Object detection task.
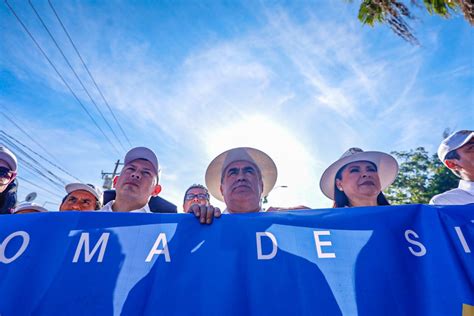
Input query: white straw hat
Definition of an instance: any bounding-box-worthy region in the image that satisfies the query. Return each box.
[319,148,399,200]
[205,147,277,202]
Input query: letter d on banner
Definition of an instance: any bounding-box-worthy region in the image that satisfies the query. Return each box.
[0,231,30,264]
[256,232,278,260]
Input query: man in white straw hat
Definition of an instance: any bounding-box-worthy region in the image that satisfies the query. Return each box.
[430,130,474,205]
[101,146,162,213]
[59,183,103,211]
[319,147,399,208]
[189,147,277,224]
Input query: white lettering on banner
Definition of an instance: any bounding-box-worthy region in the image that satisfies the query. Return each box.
[454,227,471,253]
[72,232,110,263]
[146,233,171,262]
[313,231,336,259]
[256,232,278,260]
[0,231,30,264]
[405,230,427,257]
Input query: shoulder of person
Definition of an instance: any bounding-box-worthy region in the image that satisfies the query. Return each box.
[429,188,466,205]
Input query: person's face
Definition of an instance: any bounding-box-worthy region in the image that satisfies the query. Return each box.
[335,161,382,203]
[15,209,41,214]
[220,160,263,213]
[447,139,474,180]
[115,159,159,205]
[0,160,15,194]
[183,187,209,213]
[59,190,97,211]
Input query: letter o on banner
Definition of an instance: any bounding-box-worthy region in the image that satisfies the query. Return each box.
[0,231,30,264]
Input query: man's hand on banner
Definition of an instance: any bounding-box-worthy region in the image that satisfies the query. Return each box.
[188,204,222,224]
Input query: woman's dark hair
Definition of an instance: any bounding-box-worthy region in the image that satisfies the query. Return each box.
[332,161,390,208]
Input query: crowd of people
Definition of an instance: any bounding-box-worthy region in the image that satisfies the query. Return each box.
[0,130,472,220]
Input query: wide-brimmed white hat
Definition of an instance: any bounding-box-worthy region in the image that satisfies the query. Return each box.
[205,147,278,202]
[437,130,474,163]
[13,202,47,214]
[65,183,103,202]
[319,148,399,200]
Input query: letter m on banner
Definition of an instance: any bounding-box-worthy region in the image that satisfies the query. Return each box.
[72,232,110,263]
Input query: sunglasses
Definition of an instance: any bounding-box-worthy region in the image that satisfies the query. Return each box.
[0,167,14,180]
[184,193,209,201]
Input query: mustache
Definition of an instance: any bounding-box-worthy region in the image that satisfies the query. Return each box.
[231,180,251,190]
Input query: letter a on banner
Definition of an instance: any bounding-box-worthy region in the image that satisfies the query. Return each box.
[256,232,278,260]
[146,233,171,262]
[73,232,110,263]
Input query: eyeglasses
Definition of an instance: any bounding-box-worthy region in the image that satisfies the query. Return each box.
[184,193,209,201]
[0,167,14,180]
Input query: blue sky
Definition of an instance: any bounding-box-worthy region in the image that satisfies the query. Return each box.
[1,0,473,210]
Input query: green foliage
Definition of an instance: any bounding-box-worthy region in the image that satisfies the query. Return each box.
[354,0,473,44]
[385,147,459,204]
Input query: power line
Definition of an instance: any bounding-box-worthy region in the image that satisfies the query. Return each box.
[48,0,133,148]
[4,0,122,156]
[0,134,67,189]
[0,106,60,164]
[28,0,127,152]
[17,176,63,199]
[0,130,83,182]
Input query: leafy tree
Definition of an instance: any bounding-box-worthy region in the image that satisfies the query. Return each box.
[385,147,459,204]
[355,0,474,44]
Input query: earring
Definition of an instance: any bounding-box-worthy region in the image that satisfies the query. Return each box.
[338,187,343,191]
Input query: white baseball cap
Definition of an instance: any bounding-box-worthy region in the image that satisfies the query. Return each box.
[0,146,17,172]
[13,202,47,214]
[205,147,278,202]
[319,148,399,200]
[437,130,474,164]
[124,147,159,175]
[65,183,103,202]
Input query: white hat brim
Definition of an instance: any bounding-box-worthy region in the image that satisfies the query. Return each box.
[14,204,47,213]
[205,147,278,202]
[319,151,399,200]
[65,183,101,201]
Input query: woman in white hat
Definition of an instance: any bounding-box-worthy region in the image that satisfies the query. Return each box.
[319,148,399,208]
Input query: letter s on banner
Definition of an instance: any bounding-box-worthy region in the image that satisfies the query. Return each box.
[0,231,30,264]
[405,230,427,257]
[256,232,278,260]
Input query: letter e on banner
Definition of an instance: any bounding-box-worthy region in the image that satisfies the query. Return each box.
[146,233,171,263]
[313,231,336,259]
[0,231,30,264]
[404,230,427,257]
[73,232,110,263]
[256,232,278,260]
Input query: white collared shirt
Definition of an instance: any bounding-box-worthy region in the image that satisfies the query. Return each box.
[99,200,152,213]
[429,179,474,205]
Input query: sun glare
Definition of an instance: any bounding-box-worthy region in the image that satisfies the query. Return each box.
[204,114,329,209]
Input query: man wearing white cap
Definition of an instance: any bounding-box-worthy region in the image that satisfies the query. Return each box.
[430,130,474,205]
[189,147,277,223]
[0,146,18,214]
[59,183,103,211]
[101,147,161,213]
[14,202,48,214]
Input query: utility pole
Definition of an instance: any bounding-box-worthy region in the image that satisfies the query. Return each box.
[101,159,122,190]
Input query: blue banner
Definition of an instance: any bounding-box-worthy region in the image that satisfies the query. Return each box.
[0,204,473,315]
